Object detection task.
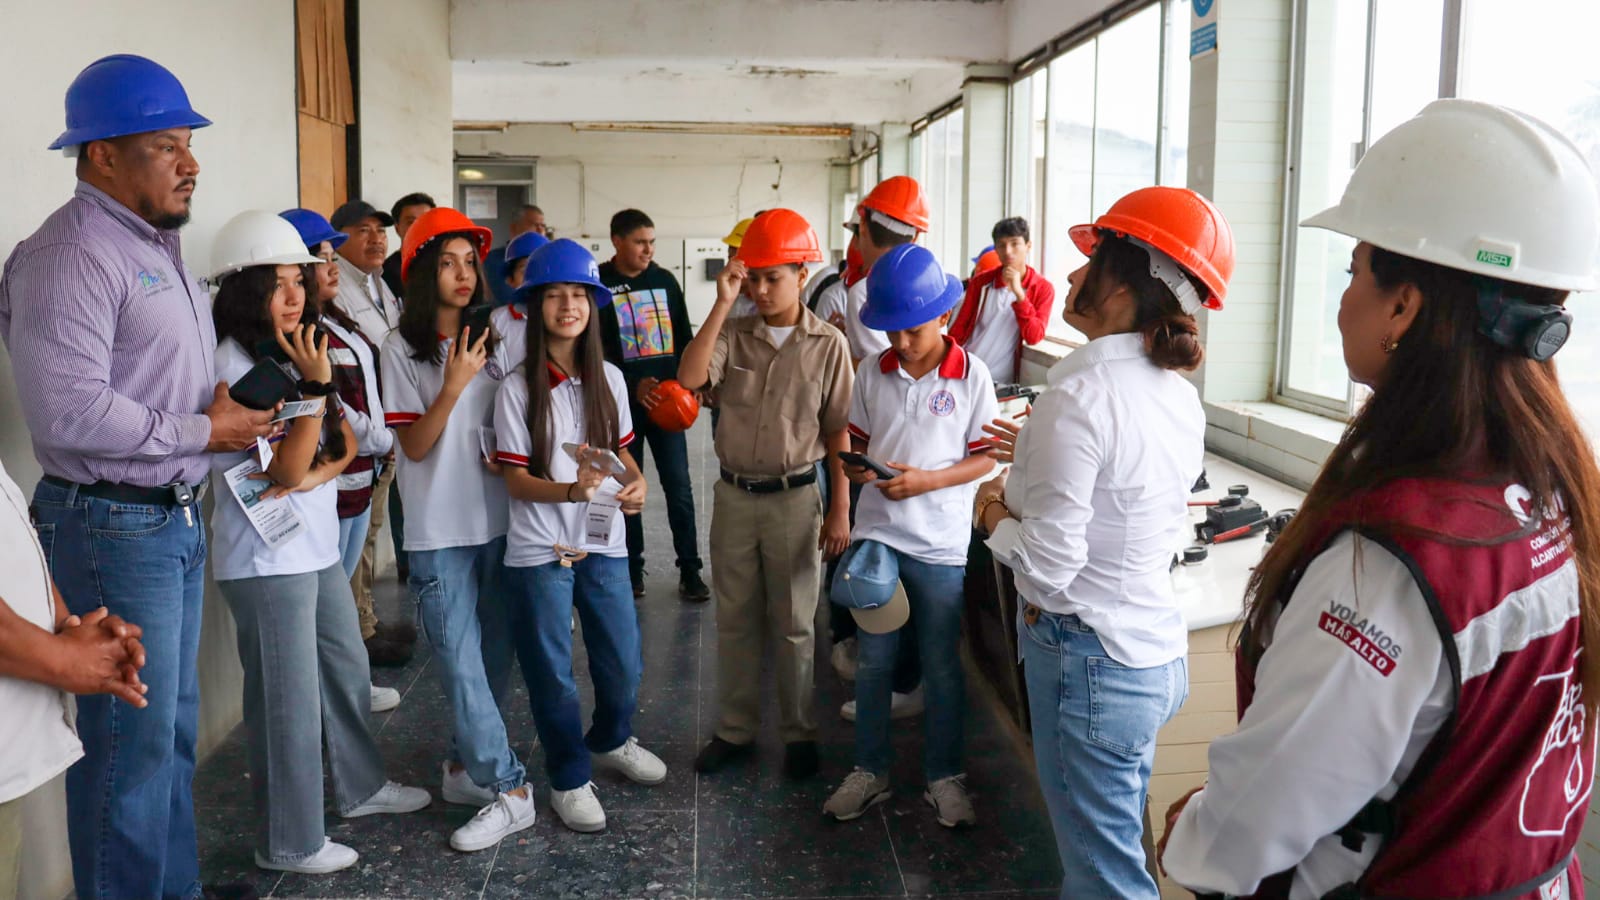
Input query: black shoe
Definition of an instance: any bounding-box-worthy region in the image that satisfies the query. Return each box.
[679,569,711,603]
[375,619,418,644]
[694,737,752,774]
[203,884,261,900]
[365,634,414,667]
[632,571,647,599]
[783,740,819,780]
[396,562,410,582]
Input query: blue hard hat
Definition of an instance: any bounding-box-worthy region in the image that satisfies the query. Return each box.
[861,244,964,332]
[520,239,613,308]
[50,54,212,151]
[279,208,348,253]
[504,230,550,266]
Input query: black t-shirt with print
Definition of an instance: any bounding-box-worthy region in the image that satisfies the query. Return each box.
[596,260,695,398]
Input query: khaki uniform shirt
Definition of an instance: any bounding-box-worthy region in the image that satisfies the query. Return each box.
[707,306,853,477]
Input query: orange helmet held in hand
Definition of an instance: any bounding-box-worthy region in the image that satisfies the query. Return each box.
[644,379,700,432]
[735,209,822,268]
[1068,186,1234,311]
[401,207,493,281]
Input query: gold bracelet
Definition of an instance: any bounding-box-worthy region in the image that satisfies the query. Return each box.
[975,496,1008,533]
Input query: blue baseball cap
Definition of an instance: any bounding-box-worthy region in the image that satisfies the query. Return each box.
[829,540,909,634]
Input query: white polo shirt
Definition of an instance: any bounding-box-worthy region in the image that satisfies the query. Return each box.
[210,338,341,581]
[843,278,891,362]
[493,362,635,567]
[0,457,82,804]
[381,331,512,552]
[812,277,848,328]
[961,283,1022,385]
[848,340,999,565]
[321,317,393,458]
[490,302,529,370]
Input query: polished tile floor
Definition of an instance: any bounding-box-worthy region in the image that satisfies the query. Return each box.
[195,422,1063,899]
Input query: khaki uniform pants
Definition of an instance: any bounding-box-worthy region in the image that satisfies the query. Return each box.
[349,462,397,639]
[709,479,824,744]
[0,793,21,900]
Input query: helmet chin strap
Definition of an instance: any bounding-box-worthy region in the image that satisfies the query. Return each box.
[1126,235,1204,315]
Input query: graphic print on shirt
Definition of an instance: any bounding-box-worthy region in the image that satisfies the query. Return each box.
[1521,647,1593,838]
[615,288,675,360]
[1317,601,1403,676]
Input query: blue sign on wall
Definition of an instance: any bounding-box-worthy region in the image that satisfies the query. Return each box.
[1191,0,1219,58]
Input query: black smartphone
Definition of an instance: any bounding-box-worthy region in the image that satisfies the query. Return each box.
[229,359,298,410]
[459,305,494,345]
[839,451,898,480]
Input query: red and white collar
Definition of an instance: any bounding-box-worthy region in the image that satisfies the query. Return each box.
[876,337,968,379]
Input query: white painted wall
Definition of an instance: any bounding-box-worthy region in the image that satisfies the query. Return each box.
[455,125,849,252]
[0,5,300,899]
[359,0,454,214]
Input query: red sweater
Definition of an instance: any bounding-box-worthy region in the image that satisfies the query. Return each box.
[948,266,1055,367]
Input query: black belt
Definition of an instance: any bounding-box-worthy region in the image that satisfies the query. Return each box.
[42,475,208,508]
[720,467,817,494]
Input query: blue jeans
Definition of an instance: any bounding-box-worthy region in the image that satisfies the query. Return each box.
[337,507,372,579]
[408,537,524,794]
[1020,608,1187,900]
[506,555,641,791]
[851,552,965,781]
[623,412,702,575]
[31,479,206,900]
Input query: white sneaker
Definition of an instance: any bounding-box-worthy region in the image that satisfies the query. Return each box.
[441,762,496,807]
[840,686,926,723]
[370,684,401,713]
[450,787,538,852]
[341,781,431,818]
[592,737,668,785]
[551,782,607,833]
[255,837,358,874]
[831,637,859,681]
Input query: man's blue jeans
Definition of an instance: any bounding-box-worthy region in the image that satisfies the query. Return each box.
[506,554,641,791]
[336,506,372,579]
[851,552,966,782]
[408,537,524,794]
[31,479,206,900]
[1020,608,1187,900]
[623,412,702,577]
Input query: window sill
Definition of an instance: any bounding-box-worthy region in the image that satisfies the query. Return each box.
[1017,339,1341,491]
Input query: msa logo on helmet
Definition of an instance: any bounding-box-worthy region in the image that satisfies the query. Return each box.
[1476,249,1515,269]
[136,269,171,293]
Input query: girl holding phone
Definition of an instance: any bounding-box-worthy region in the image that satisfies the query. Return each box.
[492,239,664,834]
[208,210,429,875]
[380,207,534,852]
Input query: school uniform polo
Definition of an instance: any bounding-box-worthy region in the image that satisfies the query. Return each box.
[490,302,529,369]
[848,340,1000,565]
[380,331,512,551]
[493,362,635,568]
[842,278,891,362]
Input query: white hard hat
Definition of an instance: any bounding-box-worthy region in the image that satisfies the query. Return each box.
[1303,99,1600,292]
[211,210,324,281]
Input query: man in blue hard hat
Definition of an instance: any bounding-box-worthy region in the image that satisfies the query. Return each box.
[0,54,273,900]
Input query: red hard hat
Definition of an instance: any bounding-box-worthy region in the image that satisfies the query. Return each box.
[1068,187,1235,310]
[860,176,930,232]
[646,380,700,432]
[736,209,822,268]
[401,207,493,281]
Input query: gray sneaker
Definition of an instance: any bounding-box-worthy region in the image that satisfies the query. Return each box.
[823,769,891,821]
[924,774,976,828]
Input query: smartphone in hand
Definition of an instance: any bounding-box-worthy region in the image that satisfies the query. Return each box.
[459,305,494,345]
[838,451,898,480]
[561,442,627,476]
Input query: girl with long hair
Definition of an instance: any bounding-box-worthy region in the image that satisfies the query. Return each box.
[492,239,664,834]
[975,187,1235,899]
[379,207,533,853]
[1160,101,1600,899]
[208,211,428,876]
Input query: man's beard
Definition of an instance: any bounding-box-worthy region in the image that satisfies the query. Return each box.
[139,190,193,231]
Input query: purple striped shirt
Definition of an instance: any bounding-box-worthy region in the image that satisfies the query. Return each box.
[0,182,215,487]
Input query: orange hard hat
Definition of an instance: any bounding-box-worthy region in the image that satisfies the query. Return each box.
[1068,187,1234,310]
[974,249,1001,275]
[401,207,493,281]
[645,379,700,432]
[735,208,822,268]
[859,175,930,232]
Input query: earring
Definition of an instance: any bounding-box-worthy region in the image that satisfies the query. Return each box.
[1381,334,1399,354]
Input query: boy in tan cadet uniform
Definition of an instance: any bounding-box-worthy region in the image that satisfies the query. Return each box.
[678,209,853,780]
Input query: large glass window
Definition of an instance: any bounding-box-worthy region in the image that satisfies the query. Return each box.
[1008,68,1049,238]
[913,109,967,277]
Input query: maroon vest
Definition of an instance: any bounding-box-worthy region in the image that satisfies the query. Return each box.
[1236,478,1592,900]
[325,321,377,519]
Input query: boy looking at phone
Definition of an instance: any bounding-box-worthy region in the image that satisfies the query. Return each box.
[823,244,997,828]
